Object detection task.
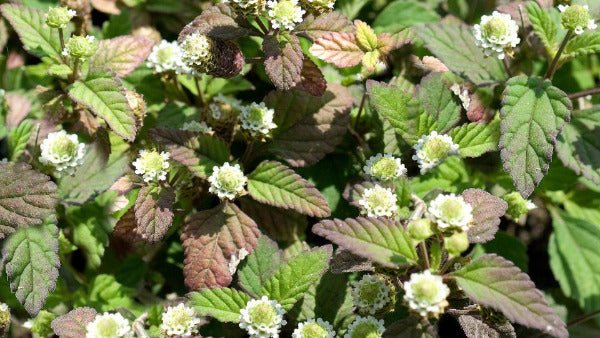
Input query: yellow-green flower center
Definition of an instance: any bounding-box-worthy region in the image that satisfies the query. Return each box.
[371,157,397,179]
[51,135,77,157]
[140,151,165,172]
[66,36,98,59]
[273,0,297,19]
[358,281,382,304]
[439,199,464,221]
[411,279,440,303]
[349,321,381,338]
[423,138,451,161]
[483,16,510,39]
[248,303,277,326]
[95,318,120,337]
[300,322,328,338]
[46,7,73,28]
[562,5,591,30]
[366,190,389,208]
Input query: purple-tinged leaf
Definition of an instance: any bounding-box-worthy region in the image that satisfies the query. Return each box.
[51,307,98,338]
[239,198,308,243]
[330,248,373,274]
[378,28,415,54]
[263,34,304,90]
[462,188,508,244]
[294,58,327,96]
[6,92,31,128]
[90,0,120,15]
[91,36,154,77]
[342,181,375,208]
[179,4,249,40]
[458,315,516,338]
[295,12,353,41]
[134,185,175,243]
[309,32,364,68]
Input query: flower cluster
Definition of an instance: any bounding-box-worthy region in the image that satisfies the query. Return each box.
[343,316,385,338]
[180,32,214,74]
[428,193,473,232]
[559,4,597,35]
[240,102,277,137]
[62,35,98,61]
[132,149,171,183]
[160,303,201,337]
[267,0,305,31]
[85,312,131,338]
[363,153,406,181]
[351,274,391,315]
[239,296,287,337]
[412,131,459,174]
[46,6,76,29]
[147,40,189,74]
[301,0,335,15]
[292,318,335,338]
[208,162,247,200]
[403,270,450,318]
[358,184,398,218]
[182,121,213,134]
[39,130,86,177]
[503,191,536,221]
[226,0,267,15]
[473,11,520,59]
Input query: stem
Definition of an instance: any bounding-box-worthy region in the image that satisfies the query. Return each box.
[568,310,600,329]
[419,242,430,270]
[193,76,205,107]
[70,58,80,82]
[502,57,512,77]
[58,28,66,61]
[241,139,255,165]
[354,91,367,129]
[440,257,456,274]
[545,30,573,79]
[568,87,600,100]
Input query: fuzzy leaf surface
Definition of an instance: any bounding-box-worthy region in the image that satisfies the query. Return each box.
[51,307,98,338]
[564,31,600,59]
[8,119,33,161]
[458,315,516,338]
[418,73,461,133]
[526,2,557,55]
[449,120,500,158]
[134,185,175,243]
[188,287,251,323]
[237,236,283,297]
[239,198,308,243]
[309,32,364,68]
[462,188,508,243]
[295,58,327,96]
[263,34,304,90]
[91,36,154,77]
[295,12,353,41]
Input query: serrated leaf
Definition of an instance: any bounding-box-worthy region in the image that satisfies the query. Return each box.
[312,217,418,268]
[564,31,600,60]
[368,80,436,145]
[134,185,175,243]
[263,34,304,90]
[548,209,600,316]
[417,73,461,133]
[450,119,500,158]
[294,58,326,96]
[237,236,283,297]
[462,189,508,244]
[458,315,516,338]
[260,246,331,310]
[51,307,98,338]
[451,254,567,338]
[8,119,33,161]
[415,23,506,85]
[91,36,154,77]
[248,160,331,217]
[2,223,60,315]
[68,68,137,142]
[526,2,557,56]
[149,128,230,178]
[0,162,58,239]
[266,84,353,167]
[239,198,308,243]
[309,32,364,68]
[556,105,600,184]
[181,202,260,290]
[355,20,378,51]
[295,12,353,41]
[178,4,249,40]
[0,4,67,61]
[499,76,572,197]
[188,287,251,323]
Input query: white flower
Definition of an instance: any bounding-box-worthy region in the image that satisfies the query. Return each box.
[343,316,385,338]
[358,185,398,218]
[292,318,335,338]
[302,0,336,14]
[0,303,7,312]
[240,102,277,136]
[558,4,597,35]
[160,303,201,337]
[210,94,243,122]
[473,11,520,59]
[450,83,471,111]
[228,247,250,275]
[225,0,266,14]
[85,312,131,338]
[351,275,391,315]
[208,162,247,200]
[180,32,213,68]
[147,40,188,74]
[132,150,170,183]
[403,270,450,318]
[39,130,86,177]
[239,296,287,338]
[428,193,473,232]
[267,0,305,31]
[412,131,459,174]
[363,153,407,181]
[182,121,213,134]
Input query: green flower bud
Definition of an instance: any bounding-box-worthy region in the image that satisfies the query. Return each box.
[559,4,597,35]
[46,6,76,29]
[502,191,536,220]
[29,310,57,338]
[63,35,98,61]
[444,231,469,257]
[407,218,434,242]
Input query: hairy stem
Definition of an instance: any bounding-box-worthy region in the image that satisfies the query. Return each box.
[420,242,430,270]
[545,30,573,79]
[193,76,205,107]
[568,87,600,100]
[354,91,367,129]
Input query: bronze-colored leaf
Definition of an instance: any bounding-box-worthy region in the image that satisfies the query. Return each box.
[134,185,175,242]
[263,34,304,90]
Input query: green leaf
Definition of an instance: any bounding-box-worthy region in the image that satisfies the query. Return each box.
[564,31,600,60]
[548,209,600,316]
[133,185,175,243]
[0,4,67,61]
[2,223,60,315]
[556,107,600,184]
[237,236,282,297]
[415,23,506,85]
[68,68,137,142]
[91,36,154,77]
[260,246,331,310]
[526,2,558,56]
[239,197,308,243]
[499,76,572,197]
[368,80,436,145]
[74,274,136,311]
[374,0,439,33]
[188,287,251,323]
[248,160,331,218]
[449,119,500,158]
[0,162,58,239]
[8,119,33,161]
[312,217,418,268]
[451,254,567,338]
[48,64,72,79]
[417,73,461,133]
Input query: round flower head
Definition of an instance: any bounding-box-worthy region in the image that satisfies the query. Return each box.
[39,130,86,177]
[412,131,459,174]
[239,296,287,338]
[147,40,188,74]
[351,275,391,315]
[363,153,407,181]
[428,193,473,232]
[63,35,98,60]
[473,11,520,59]
[225,0,267,15]
[267,0,305,31]
[85,312,131,338]
[182,121,213,134]
[240,102,277,137]
[358,185,398,218]
[292,318,335,338]
[160,303,201,337]
[503,191,536,220]
[403,270,450,318]
[46,6,76,28]
[300,0,335,15]
[343,316,385,338]
[180,32,214,73]
[559,4,597,35]
[132,150,170,183]
[208,162,247,200]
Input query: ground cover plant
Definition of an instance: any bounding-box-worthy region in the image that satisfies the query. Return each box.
[0,0,600,337]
